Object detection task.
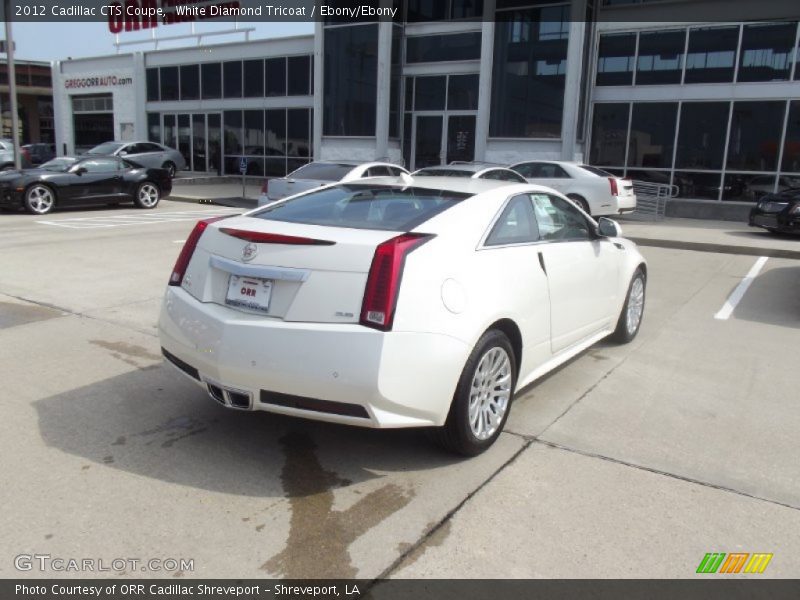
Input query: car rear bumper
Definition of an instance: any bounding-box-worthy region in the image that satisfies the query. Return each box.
[749,210,800,234]
[158,286,470,428]
[616,194,637,213]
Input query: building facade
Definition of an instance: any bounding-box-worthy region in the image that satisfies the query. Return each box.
[1,59,54,144]
[52,0,800,204]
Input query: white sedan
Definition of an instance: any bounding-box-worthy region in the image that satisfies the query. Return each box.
[159,177,647,455]
[509,160,637,216]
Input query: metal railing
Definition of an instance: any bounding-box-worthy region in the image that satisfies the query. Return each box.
[628,180,679,219]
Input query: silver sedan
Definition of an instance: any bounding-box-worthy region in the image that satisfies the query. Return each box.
[84,141,186,178]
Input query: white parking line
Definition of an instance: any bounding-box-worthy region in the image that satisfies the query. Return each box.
[36,209,240,229]
[714,256,768,320]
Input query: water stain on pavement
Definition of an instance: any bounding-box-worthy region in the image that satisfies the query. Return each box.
[394,520,452,571]
[262,431,414,578]
[89,340,161,369]
[0,301,61,329]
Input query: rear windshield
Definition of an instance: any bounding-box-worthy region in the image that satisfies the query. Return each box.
[288,163,354,181]
[252,184,471,231]
[415,168,473,178]
[579,165,613,177]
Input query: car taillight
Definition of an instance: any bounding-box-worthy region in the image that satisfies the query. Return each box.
[169,216,228,286]
[609,177,619,196]
[261,179,269,194]
[219,228,334,245]
[360,233,433,331]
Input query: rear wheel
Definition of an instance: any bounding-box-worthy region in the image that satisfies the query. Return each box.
[24,184,56,215]
[134,182,160,209]
[430,329,516,456]
[610,267,646,344]
[568,194,590,215]
[162,161,176,178]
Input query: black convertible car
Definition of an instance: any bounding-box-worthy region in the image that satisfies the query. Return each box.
[748,188,800,235]
[0,156,172,215]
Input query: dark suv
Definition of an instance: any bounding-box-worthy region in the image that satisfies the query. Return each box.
[22,143,55,166]
[748,188,800,235]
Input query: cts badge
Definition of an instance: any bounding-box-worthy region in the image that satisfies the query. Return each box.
[242,243,258,262]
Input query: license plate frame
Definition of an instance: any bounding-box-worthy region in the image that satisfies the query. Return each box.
[225,275,273,313]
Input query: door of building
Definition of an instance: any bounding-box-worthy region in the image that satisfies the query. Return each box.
[412,113,476,171]
[160,112,221,173]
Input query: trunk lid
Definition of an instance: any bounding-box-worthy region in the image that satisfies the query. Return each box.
[267,178,332,202]
[181,216,398,324]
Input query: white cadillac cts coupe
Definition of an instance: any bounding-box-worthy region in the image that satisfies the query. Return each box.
[159,177,647,455]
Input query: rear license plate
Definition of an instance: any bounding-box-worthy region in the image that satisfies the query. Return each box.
[226,275,273,312]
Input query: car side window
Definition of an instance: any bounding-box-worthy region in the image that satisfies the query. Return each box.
[485,195,539,246]
[80,158,120,173]
[480,169,505,181]
[513,163,536,178]
[499,170,527,182]
[537,164,571,178]
[367,166,392,177]
[140,143,162,153]
[530,193,592,241]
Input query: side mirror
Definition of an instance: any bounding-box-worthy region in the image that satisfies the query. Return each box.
[597,217,622,238]
[74,166,87,176]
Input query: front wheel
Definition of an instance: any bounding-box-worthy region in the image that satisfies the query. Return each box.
[24,184,56,215]
[134,182,160,209]
[610,267,646,344]
[430,329,517,456]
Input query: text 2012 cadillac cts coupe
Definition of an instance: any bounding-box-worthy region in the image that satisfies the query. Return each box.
[158,177,647,455]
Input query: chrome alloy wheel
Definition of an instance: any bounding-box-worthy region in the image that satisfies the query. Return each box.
[138,183,159,207]
[26,185,54,214]
[468,347,512,440]
[626,276,645,336]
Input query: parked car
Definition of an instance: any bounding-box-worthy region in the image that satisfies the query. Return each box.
[412,163,528,183]
[83,141,186,178]
[509,160,636,216]
[258,161,409,206]
[0,156,172,215]
[0,139,32,170]
[748,188,800,235]
[745,175,800,201]
[22,143,56,166]
[159,177,647,456]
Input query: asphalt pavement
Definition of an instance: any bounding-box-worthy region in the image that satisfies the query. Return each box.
[0,200,798,579]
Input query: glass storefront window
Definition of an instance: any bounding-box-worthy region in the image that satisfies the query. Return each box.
[675,102,729,171]
[725,174,775,202]
[323,24,378,136]
[160,66,178,101]
[414,76,446,111]
[447,74,479,110]
[490,4,571,138]
[223,61,242,98]
[685,26,739,84]
[147,113,160,143]
[288,55,311,96]
[782,101,800,173]
[627,102,677,168]
[636,30,685,85]
[146,68,159,102]
[243,60,264,98]
[266,57,287,96]
[589,103,629,166]
[180,65,199,101]
[223,110,243,172]
[265,109,286,158]
[201,63,221,100]
[287,109,311,158]
[673,172,723,200]
[406,33,482,63]
[737,22,797,82]
[596,33,636,86]
[726,101,785,172]
[407,0,483,21]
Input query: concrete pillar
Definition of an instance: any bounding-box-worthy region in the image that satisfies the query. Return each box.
[561,0,588,161]
[475,4,496,162]
[313,22,323,161]
[375,21,393,160]
[132,52,147,141]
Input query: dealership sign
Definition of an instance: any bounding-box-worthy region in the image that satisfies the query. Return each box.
[107,0,241,33]
[65,75,134,89]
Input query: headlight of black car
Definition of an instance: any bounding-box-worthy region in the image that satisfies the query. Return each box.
[790,204,800,216]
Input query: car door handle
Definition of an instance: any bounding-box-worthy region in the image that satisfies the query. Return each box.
[538,252,547,275]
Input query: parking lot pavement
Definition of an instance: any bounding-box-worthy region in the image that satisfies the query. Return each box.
[1,204,798,579]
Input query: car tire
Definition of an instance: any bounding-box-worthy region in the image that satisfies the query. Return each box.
[430,329,517,456]
[134,182,160,209]
[163,161,176,178]
[568,194,590,215]
[610,267,646,344]
[23,184,56,215]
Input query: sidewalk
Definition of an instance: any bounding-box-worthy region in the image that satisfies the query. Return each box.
[619,217,800,259]
[166,182,800,259]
